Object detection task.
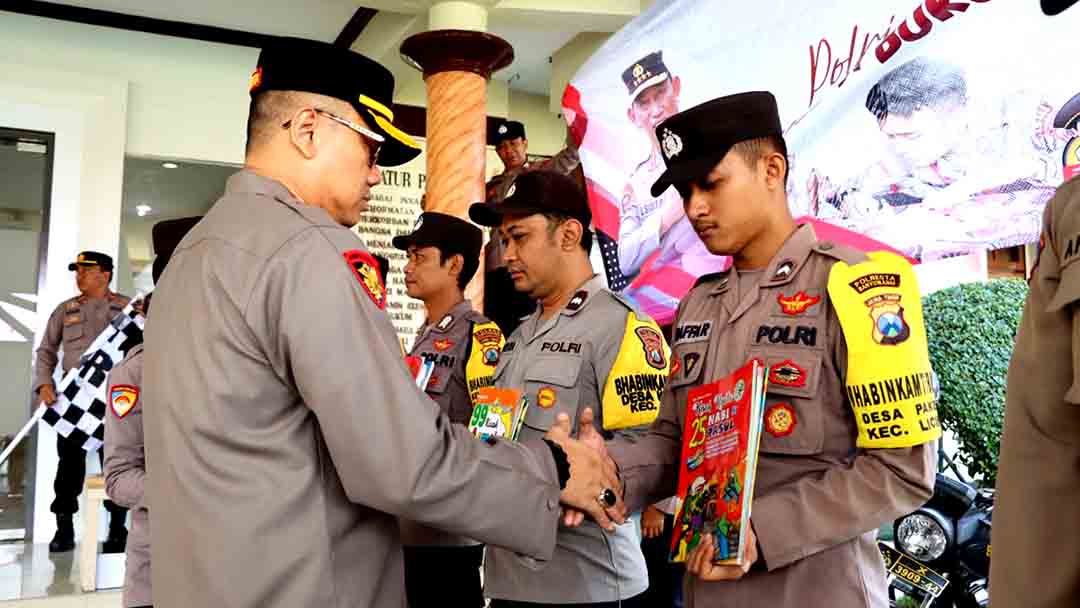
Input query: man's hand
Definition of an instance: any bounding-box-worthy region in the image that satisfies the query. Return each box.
[546,409,626,531]
[38,384,57,407]
[686,523,759,582]
[642,504,666,539]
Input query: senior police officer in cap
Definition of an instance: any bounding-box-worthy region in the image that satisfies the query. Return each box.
[105,216,200,608]
[33,250,130,553]
[393,211,502,607]
[470,170,668,607]
[142,37,626,608]
[568,92,939,608]
[992,4,1080,607]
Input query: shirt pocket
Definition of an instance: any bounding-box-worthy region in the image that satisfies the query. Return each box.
[749,346,825,456]
[62,322,85,344]
[521,356,582,433]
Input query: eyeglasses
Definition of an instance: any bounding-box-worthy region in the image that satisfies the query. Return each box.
[283,108,385,167]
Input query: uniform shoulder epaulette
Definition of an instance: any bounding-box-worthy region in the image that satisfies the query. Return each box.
[607,289,638,313]
[692,271,728,289]
[813,240,868,266]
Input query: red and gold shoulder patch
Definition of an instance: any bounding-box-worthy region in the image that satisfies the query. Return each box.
[537,387,558,409]
[433,338,454,352]
[777,291,821,315]
[343,250,386,309]
[635,326,667,370]
[110,385,139,418]
[769,359,807,388]
[669,356,681,378]
[765,402,797,438]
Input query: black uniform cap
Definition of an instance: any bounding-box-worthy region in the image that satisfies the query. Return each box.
[650,91,782,197]
[68,251,113,272]
[392,212,483,261]
[250,37,421,167]
[152,217,202,283]
[1054,92,1080,130]
[493,120,526,145]
[1042,0,1078,15]
[469,170,590,228]
[622,51,671,101]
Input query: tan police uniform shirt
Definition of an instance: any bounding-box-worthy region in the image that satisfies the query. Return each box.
[400,300,501,547]
[34,291,130,393]
[103,344,149,608]
[992,176,1080,608]
[485,275,667,603]
[609,224,936,608]
[142,170,564,608]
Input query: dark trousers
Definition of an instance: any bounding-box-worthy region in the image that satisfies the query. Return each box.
[640,513,685,608]
[483,268,536,337]
[51,434,126,520]
[489,594,647,608]
[403,544,484,608]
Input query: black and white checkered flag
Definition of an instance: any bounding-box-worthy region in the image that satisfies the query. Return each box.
[40,301,145,452]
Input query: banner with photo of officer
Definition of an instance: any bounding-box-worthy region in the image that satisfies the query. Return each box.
[565,0,1080,325]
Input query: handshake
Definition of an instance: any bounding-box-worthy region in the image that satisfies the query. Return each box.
[542,408,626,531]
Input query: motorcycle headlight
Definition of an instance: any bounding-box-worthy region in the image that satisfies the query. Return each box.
[897,512,949,561]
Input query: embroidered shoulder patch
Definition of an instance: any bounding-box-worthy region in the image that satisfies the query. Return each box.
[343,250,386,309]
[110,385,139,418]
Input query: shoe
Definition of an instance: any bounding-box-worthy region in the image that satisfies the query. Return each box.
[49,514,74,553]
[102,523,127,554]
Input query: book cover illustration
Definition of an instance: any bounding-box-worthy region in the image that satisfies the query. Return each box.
[670,359,768,565]
[468,387,528,442]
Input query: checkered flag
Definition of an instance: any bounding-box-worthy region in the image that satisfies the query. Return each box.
[40,301,145,452]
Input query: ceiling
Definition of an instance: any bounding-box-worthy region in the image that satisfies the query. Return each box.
[26,0,641,96]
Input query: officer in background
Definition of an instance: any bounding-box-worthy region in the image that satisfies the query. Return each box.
[470,170,668,607]
[33,250,130,553]
[393,211,502,607]
[576,92,938,607]
[142,38,624,608]
[104,216,200,608]
[483,121,580,336]
[992,5,1080,607]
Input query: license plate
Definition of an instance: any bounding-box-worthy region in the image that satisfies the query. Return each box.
[878,542,949,597]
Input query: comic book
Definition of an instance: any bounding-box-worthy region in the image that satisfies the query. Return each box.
[669,359,768,565]
[468,387,529,442]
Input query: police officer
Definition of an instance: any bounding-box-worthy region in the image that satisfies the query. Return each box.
[104,216,200,608]
[393,211,501,607]
[142,37,624,608]
[469,170,668,607]
[615,51,722,291]
[483,121,580,336]
[991,5,1080,606]
[576,92,938,608]
[33,250,129,553]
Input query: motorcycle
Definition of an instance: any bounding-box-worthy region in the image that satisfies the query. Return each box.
[879,472,992,608]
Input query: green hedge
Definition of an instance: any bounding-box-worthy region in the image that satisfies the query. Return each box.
[921,278,1028,486]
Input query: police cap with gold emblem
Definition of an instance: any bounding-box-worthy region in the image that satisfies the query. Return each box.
[68,251,113,272]
[650,91,782,197]
[622,51,671,102]
[393,212,483,263]
[249,37,421,167]
[469,170,591,228]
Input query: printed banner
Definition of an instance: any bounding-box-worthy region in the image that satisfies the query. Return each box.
[565,0,1080,324]
[41,301,144,452]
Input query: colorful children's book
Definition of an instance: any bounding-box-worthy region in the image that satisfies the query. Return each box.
[669,359,768,565]
[468,387,528,442]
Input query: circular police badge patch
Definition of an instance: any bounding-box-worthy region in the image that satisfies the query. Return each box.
[537,387,557,409]
[765,402,797,438]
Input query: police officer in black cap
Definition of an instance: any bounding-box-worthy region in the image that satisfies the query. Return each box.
[574,91,937,608]
[33,250,130,553]
[142,36,624,608]
[393,211,502,608]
